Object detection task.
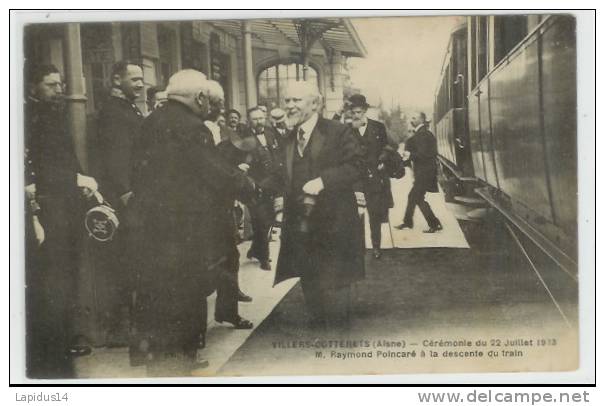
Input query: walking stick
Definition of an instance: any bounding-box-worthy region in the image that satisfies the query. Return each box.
[387,215,395,248]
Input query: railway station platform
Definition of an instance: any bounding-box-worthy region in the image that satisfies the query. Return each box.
[72,173,577,379]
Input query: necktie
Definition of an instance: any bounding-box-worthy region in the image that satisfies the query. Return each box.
[297,127,306,157]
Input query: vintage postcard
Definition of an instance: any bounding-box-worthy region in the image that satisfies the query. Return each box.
[11,10,591,382]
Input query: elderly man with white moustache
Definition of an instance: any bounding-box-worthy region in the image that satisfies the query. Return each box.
[269,81,366,329]
[128,70,258,376]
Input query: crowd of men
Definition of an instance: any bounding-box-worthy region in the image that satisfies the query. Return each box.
[24,60,441,378]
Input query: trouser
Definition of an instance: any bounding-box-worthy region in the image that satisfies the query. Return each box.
[367,206,384,249]
[26,197,79,379]
[214,246,240,322]
[248,197,273,261]
[300,274,352,327]
[93,219,133,346]
[403,184,439,227]
[131,212,211,369]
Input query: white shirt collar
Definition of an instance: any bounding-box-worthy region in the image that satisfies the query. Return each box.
[358,119,368,136]
[204,120,222,146]
[298,112,319,140]
[414,122,426,132]
[256,133,267,147]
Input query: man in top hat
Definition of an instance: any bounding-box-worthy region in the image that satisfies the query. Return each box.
[347,94,394,259]
[271,81,365,328]
[395,112,443,233]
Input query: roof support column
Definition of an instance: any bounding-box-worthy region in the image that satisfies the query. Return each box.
[242,21,256,109]
[63,23,88,172]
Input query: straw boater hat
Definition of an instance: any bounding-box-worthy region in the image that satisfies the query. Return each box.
[270,108,287,124]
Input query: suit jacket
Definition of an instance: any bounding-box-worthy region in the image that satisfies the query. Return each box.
[25,99,81,199]
[405,124,439,192]
[351,119,394,216]
[272,117,366,288]
[96,94,144,206]
[243,127,281,196]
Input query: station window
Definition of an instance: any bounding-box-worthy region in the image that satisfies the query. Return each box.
[157,25,177,88]
[493,15,529,64]
[81,23,114,113]
[257,63,319,110]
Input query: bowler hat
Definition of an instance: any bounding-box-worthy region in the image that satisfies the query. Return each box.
[349,94,370,109]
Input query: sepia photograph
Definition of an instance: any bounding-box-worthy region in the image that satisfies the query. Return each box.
[10,9,592,382]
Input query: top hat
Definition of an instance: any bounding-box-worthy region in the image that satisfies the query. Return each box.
[348,94,370,109]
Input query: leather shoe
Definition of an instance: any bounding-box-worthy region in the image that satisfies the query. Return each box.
[260,260,271,271]
[395,222,413,230]
[237,289,253,302]
[372,248,382,259]
[246,249,255,260]
[423,223,443,233]
[215,315,254,329]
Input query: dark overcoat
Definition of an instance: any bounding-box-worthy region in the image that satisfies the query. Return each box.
[24,99,82,378]
[128,100,255,354]
[243,127,281,196]
[405,124,439,193]
[353,118,394,221]
[96,94,144,206]
[273,117,366,289]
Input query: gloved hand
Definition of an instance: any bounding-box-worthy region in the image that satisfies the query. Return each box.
[238,163,250,172]
[120,191,134,207]
[77,173,98,198]
[355,192,366,218]
[32,215,45,246]
[274,196,284,224]
[25,183,36,201]
[302,177,324,195]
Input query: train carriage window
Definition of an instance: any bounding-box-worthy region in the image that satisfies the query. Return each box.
[469,17,477,89]
[452,31,467,108]
[493,15,529,64]
[476,16,489,84]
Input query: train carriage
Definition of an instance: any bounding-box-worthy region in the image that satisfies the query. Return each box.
[434,14,577,276]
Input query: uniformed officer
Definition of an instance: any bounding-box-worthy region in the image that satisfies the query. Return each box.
[25,63,98,378]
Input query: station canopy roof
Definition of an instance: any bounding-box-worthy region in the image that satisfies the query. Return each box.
[208,18,367,58]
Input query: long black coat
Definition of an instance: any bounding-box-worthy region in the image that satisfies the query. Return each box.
[24,99,82,378]
[352,119,394,221]
[273,117,365,289]
[405,124,439,193]
[96,95,144,206]
[128,101,256,354]
[130,100,256,290]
